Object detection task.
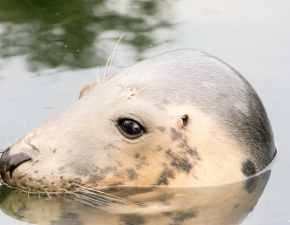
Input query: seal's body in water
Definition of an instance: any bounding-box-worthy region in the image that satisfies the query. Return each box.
[0,49,275,194]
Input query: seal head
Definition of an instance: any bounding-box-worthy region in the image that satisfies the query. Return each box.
[0,49,276,193]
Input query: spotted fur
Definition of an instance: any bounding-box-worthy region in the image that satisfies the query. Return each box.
[0,49,275,195]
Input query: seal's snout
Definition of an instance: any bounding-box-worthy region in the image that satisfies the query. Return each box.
[0,147,32,180]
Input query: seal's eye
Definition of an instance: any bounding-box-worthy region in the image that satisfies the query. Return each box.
[118,119,144,138]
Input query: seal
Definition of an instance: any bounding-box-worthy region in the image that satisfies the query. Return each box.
[0,49,276,194]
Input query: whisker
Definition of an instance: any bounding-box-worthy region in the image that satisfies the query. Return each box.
[103,54,112,79]
[5,137,10,146]
[59,190,103,210]
[76,186,142,206]
[37,189,41,198]
[23,119,28,133]
[44,188,52,199]
[106,33,126,78]
[62,189,77,198]
[74,192,114,206]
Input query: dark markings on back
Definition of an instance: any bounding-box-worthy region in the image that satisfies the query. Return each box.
[156,168,175,185]
[119,214,146,225]
[242,160,256,177]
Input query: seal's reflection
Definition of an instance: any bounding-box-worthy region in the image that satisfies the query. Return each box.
[0,168,271,225]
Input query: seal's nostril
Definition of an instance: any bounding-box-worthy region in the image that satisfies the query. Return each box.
[0,149,32,179]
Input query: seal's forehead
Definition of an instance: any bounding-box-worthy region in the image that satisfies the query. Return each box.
[110,49,245,91]
[106,50,247,108]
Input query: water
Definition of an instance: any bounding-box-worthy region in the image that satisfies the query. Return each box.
[1,0,290,224]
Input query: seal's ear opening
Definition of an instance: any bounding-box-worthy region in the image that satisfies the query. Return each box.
[181,114,188,127]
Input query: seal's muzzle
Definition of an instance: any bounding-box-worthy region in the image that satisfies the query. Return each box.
[0,148,32,181]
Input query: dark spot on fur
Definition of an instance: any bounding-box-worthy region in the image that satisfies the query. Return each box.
[104,143,117,150]
[37,179,43,184]
[234,204,240,208]
[156,126,166,132]
[75,167,90,176]
[163,212,173,217]
[163,99,170,104]
[170,128,199,159]
[158,195,170,205]
[34,170,38,174]
[167,211,198,224]
[166,149,172,155]
[154,146,162,151]
[58,166,64,171]
[53,149,57,153]
[186,147,198,157]
[171,157,193,174]
[120,214,146,225]
[51,212,84,225]
[31,145,40,152]
[89,174,104,182]
[88,166,116,182]
[171,128,183,142]
[127,168,138,180]
[134,153,140,158]
[242,160,256,177]
[135,156,149,170]
[100,166,116,175]
[156,168,175,185]
[166,149,193,174]
[244,176,258,193]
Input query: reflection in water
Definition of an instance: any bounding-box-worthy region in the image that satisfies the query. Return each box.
[0,168,271,225]
[0,0,172,71]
